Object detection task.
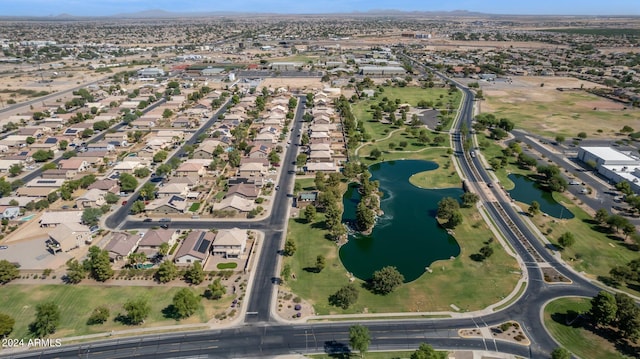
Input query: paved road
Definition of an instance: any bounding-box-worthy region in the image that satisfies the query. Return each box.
[2,72,608,359]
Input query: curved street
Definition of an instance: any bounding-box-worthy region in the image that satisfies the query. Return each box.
[1,69,610,359]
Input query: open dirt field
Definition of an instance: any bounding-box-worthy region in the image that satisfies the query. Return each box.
[480,76,639,139]
[260,77,324,92]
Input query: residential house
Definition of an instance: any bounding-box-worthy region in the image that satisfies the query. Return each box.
[172,117,191,128]
[104,232,142,262]
[39,210,83,227]
[309,150,333,163]
[310,132,331,144]
[157,183,190,198]
[0,206,20,219]
[88,179,120,193]
[238,162,267,177]
[213,194,254,213]
[47,222,91,254]
[58,158,90,172]
[305,162,339,173]
[75,188,107,209]
[145,195,188,214]
[211,228,248,258]
[175,162,206,177]
[174,230,215,265]
[137,229,177,258]
[248,144,271,159]
[104,132,129,147]
[193,140,222,159]
[226,183,260,200]
[296,191,319,208]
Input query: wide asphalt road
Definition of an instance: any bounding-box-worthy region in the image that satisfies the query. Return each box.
[1,75,609,359]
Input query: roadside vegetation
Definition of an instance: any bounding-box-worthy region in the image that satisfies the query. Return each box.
[544,293,639,359]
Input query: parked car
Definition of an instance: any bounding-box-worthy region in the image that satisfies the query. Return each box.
[122,200,128,205]
[143,218,152,222]
[0,245,8,250]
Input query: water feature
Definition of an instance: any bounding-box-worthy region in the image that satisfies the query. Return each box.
[339,160,462,283]
[507,174,574,219]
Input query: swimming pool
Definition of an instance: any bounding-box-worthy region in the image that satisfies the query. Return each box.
[19,214,35,221]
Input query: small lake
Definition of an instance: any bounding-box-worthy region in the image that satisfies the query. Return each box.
[339,160,462,283]
[507,174,574,219]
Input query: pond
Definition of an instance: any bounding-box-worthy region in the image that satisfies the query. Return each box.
[339,160,462,283]
[507,174,574,219]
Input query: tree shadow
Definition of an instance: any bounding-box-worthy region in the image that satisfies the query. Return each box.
[294,218,307,224]
[162,304,180,320]
[114,313,137,326]
[597,275,620,288]
[469,253,485,262]
[310,221,325,230]
[303,267,320,273]
[323,340,351,358]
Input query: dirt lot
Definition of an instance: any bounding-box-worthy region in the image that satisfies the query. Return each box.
[260,77,325,92]
[478,76,639,139]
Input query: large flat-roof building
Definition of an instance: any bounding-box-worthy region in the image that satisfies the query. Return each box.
[577,147,640,194]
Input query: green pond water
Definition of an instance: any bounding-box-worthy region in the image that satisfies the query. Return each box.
[339,160,462,283]
[507,174,574,219]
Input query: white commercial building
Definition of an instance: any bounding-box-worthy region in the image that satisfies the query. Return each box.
[577,147,640,194]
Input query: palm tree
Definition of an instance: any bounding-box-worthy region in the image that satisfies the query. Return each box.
[128,252,147,267]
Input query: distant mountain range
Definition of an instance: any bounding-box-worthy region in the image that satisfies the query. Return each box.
[0,8,492,20]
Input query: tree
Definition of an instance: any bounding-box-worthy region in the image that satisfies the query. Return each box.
[65,259,86,284]
[369,148,382,160]
[614,293,640,340]
[550,347,571,359]
[82,207,102,226]
[156,261,179,283]
[296,153,307,166]
[349,325,371,357]
[329,284,359,309]
[0,312,15,338]
[158,242,170,257]
[528,201,540,216]
[371,266,404,294]
[206,278,226,300]
[594,208,609,224]
[155,163,172,177]
[410,343,446,359]
[315,255,326,272]
[436,197,459,221]
[162,109,174,118]
[303,205,317,223]
[283,240,297,256]
[139,182,156,200]
[461,192,480,208]
[30,302,60,337]
[0,178,11,197]
[81,128,94,138]
[32,150,53,162]
[57,139,69,150]
[86,246,113,282]
[185,261,205,285]
[557,232,575,249]
[123,298,151,325]
[62,150,76,159]
[134,167,150,178]
[590,291,618,328]
[8,164,22,176]
[92,121,109,131]
[153,150,168,163]
[577,132,587,139]
[447,210,463,228]
[87,306,110,325]
[0,259,19,284]
[130,200,145,214]
[171,288,200,319]
[479,245,494,260]
[119,173,138,192]
[356,201,376,232]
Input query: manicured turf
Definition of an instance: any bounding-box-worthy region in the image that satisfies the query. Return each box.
[543,297,627,359]
[407,150,461,189]
[309,349,446,359]
[527,193,640,297]
[189,202,201,212]
[0,284,234,339]
[296,178,317,193]
[284,204,520,315]
[217,262,238,269]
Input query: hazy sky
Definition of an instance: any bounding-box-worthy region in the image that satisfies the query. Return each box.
[1,0,638,16]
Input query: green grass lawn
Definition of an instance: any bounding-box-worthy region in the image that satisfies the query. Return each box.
[285,205,520,315]
[356,129,451,162]
[543,297,628,359]
[296,178,317,194]
[189,202,201,212]
[217,262,238,269]
[528,193,640,297]
[0,284,234,339]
